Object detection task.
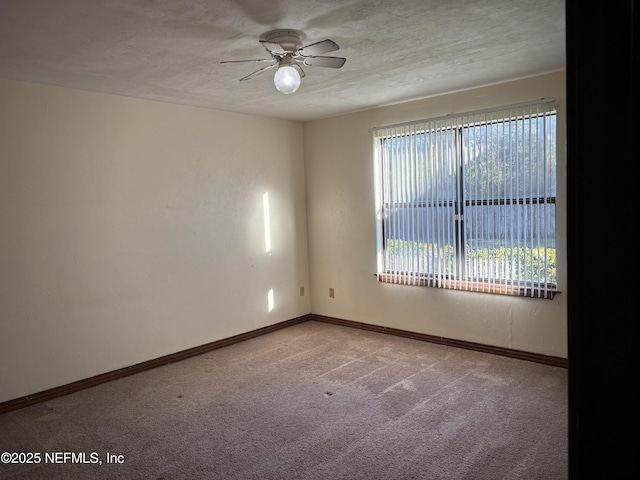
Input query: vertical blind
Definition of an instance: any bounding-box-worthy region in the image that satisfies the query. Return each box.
[372,98,557,298]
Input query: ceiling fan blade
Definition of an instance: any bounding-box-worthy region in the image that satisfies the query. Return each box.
[239,63,278,81]
[220,58,276,64]
[303,56,346,68]
[260,40,286,55]
[298,39,339,56]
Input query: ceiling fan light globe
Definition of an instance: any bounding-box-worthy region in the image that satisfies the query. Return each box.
[274,66,301,94]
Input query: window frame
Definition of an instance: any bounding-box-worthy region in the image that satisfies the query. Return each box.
[373,99,559,299]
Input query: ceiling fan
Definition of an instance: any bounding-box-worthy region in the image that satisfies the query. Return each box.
[220,29,346,94]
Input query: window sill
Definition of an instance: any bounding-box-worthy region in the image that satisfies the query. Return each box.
[377,273,559,299]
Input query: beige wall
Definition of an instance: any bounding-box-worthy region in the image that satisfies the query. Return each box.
[0,79,310,403]
[303,71,567,358]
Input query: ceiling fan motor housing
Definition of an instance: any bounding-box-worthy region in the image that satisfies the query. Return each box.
[263,29,304,53]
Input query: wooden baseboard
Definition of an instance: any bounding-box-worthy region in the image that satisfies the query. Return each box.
[0,315,308,416]
[0,313,566,415]
[309,314,568,368]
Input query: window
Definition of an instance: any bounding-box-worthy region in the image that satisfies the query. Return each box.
[372,99,558,299]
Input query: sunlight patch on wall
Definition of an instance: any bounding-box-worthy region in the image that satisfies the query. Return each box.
[267,288,275,312]
[263,192,271,253]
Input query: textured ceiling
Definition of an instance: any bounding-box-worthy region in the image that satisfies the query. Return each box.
[0,0,566,122]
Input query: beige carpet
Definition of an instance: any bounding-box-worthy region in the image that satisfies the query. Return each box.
[0,320,567,479]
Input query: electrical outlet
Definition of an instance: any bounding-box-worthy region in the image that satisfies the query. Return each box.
[300,286,304,296]
[329,288,334,298]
